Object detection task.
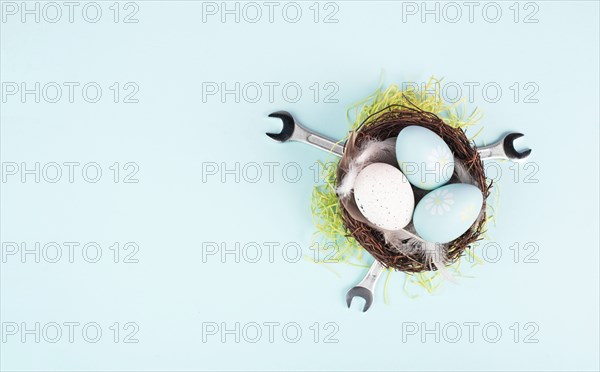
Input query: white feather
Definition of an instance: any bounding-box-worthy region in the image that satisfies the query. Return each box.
[336,164,358,199]
[336,138,396,198]
[355,138,397,165]
[453,158,477,186]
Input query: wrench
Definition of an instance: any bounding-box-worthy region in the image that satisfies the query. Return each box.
[345,260,385,312]
[267,111,345,157]
[268,111,531,162]
[476,133,531,162]
[267,111,531,311]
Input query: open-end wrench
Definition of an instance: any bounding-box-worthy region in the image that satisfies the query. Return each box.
[268,111,530,163]
[345,260,385,312]
[476,133,531,162]
[267,111,344,157]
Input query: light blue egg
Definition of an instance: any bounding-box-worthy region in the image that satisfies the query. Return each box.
[413,183,483,244]
[396,126,455,190]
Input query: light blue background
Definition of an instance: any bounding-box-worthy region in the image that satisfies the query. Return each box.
[1,1,599,371]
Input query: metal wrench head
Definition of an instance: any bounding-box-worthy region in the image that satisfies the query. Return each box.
[266,111,298,142]
[346,286,374,312]
[503,133,532,160]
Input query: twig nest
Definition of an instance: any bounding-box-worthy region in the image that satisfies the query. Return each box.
[336,106,491,273]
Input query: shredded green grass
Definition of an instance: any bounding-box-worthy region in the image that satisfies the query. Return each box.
[310,76,498,297]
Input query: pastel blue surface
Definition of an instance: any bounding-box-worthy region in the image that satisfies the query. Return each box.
[1,1,599,371]
[413,184,484,244]
[396,125,455,190]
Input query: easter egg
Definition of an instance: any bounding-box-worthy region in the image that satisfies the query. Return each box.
[353,163,414,231]
[413,183,483,243]
[395,126,455,190]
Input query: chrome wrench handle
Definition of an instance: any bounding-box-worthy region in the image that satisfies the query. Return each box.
[356,260,385,291]
[306,132,344,157]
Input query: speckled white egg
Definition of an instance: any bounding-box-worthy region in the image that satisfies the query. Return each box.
[413,183,483,243]
[396,126,455,191]
[353,163,415,231]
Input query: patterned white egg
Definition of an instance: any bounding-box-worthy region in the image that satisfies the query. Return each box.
[413,183,483,243]
[353,163,415,231]
[396,126,455,191]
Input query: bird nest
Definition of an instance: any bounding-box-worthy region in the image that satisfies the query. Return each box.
[335,105,491,273]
